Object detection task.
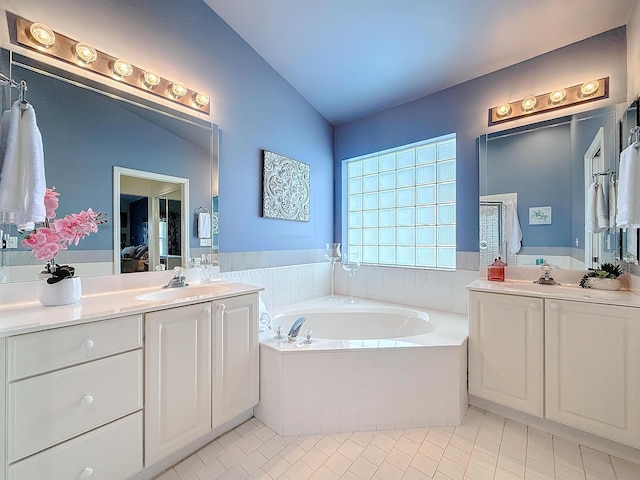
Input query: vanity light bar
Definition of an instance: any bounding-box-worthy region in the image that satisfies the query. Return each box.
[489,77,609,126]
[12,15,211,115]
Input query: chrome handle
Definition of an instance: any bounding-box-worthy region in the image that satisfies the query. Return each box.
[549,302,559,310]
[80,395,94,407]
[203,307,211,315]
[82,339,95,350]
[218,304,225,321]
[80,467,94,478]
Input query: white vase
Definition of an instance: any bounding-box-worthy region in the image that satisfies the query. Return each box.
[39,276,83,306]
[587,277,622,291]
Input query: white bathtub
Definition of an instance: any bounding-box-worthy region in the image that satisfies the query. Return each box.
[256,297,469,435]
[271,305,434,340]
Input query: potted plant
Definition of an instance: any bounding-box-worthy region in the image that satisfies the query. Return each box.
[579,263,624,290]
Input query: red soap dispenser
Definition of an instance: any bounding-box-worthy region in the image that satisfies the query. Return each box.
[488,257,507,282]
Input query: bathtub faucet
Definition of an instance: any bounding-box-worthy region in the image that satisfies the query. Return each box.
[288,316,306,341]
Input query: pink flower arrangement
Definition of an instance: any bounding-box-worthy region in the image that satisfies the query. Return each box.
[21,187,106,267]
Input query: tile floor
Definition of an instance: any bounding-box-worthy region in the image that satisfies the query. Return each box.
[154,408,640,480]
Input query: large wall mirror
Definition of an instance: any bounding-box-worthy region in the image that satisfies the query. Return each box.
[0,51,219,283]
[479,105,624,270]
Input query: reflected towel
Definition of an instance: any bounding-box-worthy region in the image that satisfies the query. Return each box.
[0,101,46,229]
[586,182,608,233]
[0,109,11,177]
[609,179,617,230]
[258,296,271,332]
[197,212,211,239]
[617,144,640,228]
[504,201,522,255]
[596,181,609,231]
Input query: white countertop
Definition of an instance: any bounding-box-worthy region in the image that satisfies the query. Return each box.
[467,279,640,308]
[0,280,263,337]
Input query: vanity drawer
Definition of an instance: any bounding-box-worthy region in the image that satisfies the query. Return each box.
[8,411,142,480]
[7,314,142,381]
[8,349,142,463]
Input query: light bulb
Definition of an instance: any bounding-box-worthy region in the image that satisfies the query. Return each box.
[496,104,511,117]
[143,70,161,88]
[549,88,566,104]
[74,42,97,65]
[170,82,187,98]
[580,80,599,97]
[522,96,537,112]
[194,92,210,107]
[29,23,56,48]
[112,59,133,78]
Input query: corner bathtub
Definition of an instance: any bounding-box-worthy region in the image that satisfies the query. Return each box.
[255,297,469,435]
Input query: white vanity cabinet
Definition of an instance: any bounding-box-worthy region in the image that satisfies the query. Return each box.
[144,302,213,466]
[5,314,143,480]
[546,299,640,448]
[469,291,544,416]
[212,293,259,428]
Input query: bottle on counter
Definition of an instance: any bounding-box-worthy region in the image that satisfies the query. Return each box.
[488,257,507,282]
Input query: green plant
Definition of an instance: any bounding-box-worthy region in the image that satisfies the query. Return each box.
[579,262,624,288]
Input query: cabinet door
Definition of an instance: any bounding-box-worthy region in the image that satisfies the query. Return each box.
[546,299,640,448]
[212,293,259,428]
[469,291,544,416]
[145,303,212,466]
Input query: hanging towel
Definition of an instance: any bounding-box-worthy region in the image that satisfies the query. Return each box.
[617,144,640,229]
[608,178,617,230]
[0,108,12,178]
[596,181,609,231]
[258,295,271,332]
[0,101,46,229]
[586,182,607,233]
[197,212,211,239]
[504,201,522,255]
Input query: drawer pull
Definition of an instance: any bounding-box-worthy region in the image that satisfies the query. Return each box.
[82,339,95,350]
[529,302,538,310]
[80,467,94,478]
[80,395,94,407]
[218,304,225,322]
[549,302,559,310]
[204,307,212,315]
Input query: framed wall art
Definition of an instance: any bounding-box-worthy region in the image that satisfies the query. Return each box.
[262,150,310,222]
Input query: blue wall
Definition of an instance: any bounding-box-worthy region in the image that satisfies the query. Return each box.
[334,27,627,253]
[5,0,335,254]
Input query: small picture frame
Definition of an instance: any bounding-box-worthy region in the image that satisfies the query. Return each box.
[529,206,552,225]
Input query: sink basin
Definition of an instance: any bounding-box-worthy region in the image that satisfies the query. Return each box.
[136,284,230,301]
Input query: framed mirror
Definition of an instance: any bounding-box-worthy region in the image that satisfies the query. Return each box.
[619,98,639,265]
[479,105,621,270]
[0,50,219,282]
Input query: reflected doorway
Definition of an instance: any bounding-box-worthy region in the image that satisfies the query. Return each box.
[113,167,189,274]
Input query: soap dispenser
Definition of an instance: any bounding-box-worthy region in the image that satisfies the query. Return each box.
[488,257,506,282]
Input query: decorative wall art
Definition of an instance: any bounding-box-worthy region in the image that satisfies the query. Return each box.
[529,206,552,225]
[262,150,310,222]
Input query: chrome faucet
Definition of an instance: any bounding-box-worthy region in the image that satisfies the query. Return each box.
[533,264,559,285]
[288,316,306,341]
[163,266,188,288]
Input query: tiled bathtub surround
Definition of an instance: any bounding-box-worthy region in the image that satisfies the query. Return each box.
[256,342,468,436]
[221,261,479,315]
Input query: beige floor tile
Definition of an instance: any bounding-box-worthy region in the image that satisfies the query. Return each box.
[611,456,640,479]
[197,441,226,464]
[361,443,389,467]
[403,428,429,445]
[280,443,307,464]
[300,447,329,470]
[525,456,555,479]
[443,444,470,467]
[219,430,243,449]
[395,437,420,457]
[580,447,615,478]
[284,461,315,480]
[464,461,494,480]
[195,458,226,479]
[375,461,405,480]
[409,452,438,477]
[259,438,286,459]
[497,454,525,477]
[315,436,342,457]
[468,449,496,472]
[309,465,340,480]
[339,439,366,461]
[349,456,378,480]
[426,428,454,449]
[436,456,465,480]
[385,448,413,471]
[372,432,398,452]
[220,445,249,469]
[255,426,278,443]
[262,454,292,479]
[324,452,352,476]
[418,440,445,462]
[155,469,181,480]
[297,435,321,452]
[240,450,270,475]
[239,434,266,454]
[219,465,250,480]
[351,431,377,448]
[402,466,433,480]
[247,469,272,480]
[236,421,261,437]
[175,454,206,478]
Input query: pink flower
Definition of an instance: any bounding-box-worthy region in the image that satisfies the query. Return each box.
[21,227,67,260]
[53,209,101,246]
[43,187,60,219]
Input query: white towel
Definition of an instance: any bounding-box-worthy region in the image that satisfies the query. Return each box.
[586,182,608,233]
[617,144,640,229]
[0,101,46,229]
[258,296,271,332]
[0,109,11,176]
[504,202,522,255]
[197,212,211,239]
[596,181,609,231]
[608,179,617,230]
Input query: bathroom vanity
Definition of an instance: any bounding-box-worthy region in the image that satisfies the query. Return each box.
[0,278,261,480]
[468,279,640,452]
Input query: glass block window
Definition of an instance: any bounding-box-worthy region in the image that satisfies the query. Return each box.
[345,134,456,270]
